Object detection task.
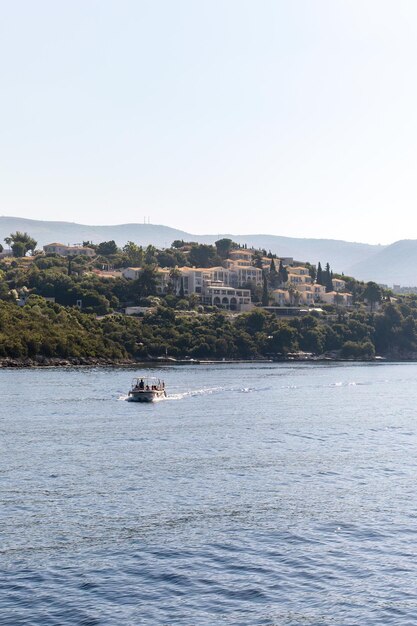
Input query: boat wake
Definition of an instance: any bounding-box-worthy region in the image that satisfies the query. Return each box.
[166,385,269,401]
[166,386,225,401]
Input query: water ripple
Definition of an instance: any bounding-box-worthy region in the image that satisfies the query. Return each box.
[2,362,417,624]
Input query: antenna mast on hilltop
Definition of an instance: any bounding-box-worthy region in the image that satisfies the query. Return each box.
[143,216,151,224]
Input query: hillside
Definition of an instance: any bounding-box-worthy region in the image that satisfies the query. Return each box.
[0,216,382,275]
[348,240,417,287]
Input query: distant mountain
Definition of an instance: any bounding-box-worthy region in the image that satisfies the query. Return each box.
[347,240,417,286]
[0,215,392,280]
[0,216,190,250]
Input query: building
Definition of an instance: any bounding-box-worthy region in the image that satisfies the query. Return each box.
[90,269,122,279]
[202,281,252,311]
[122,267,142,280]
[229,249,254,263]
[43,243,95,257]
[322,291,353,306]
[234,265,263,287]
[271,289,289,306]
[332,278,346,292]
[312,284,327,301]
[287,269,312,285]
[155,269,171,295]
[122,265,253,311]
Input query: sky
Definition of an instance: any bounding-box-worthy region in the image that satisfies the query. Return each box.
[0,0,417,244]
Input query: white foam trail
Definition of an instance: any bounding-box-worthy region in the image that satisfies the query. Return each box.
[165,386,225,401]
[168,384,271,401]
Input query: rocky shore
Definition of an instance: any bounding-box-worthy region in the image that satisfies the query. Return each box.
[0,356,136,368]
[0,353,390,368]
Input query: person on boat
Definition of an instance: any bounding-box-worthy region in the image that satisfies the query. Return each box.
[139,378,145,390]
[146,384,150,391]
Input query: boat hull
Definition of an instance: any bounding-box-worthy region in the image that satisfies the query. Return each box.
[128,390,166,402]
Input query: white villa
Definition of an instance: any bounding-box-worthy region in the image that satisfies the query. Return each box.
[322,291,353,305]
[271,289,288,306]
[332,278,346,291]
[272,280,352,307]
[287,266,312,286]
[122,263,254,312]
[202,281,252,310]
[228,249,254,263]
[121,254,352,312]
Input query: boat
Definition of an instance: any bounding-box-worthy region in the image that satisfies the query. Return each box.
[127,377,167,402]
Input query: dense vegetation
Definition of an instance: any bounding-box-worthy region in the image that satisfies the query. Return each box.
[1,233,417,363]
[2,294,417,363]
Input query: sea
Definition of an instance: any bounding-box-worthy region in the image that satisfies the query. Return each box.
[2,362,417,625]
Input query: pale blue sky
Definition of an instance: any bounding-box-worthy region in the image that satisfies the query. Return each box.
[1,0,416,243]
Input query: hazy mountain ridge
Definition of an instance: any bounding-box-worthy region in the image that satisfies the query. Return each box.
[348,240,417,286]
[3,215,415,285]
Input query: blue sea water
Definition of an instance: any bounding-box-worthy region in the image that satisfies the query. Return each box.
[2,362,417,625]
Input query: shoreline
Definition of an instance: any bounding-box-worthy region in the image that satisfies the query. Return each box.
[0,355,404,369]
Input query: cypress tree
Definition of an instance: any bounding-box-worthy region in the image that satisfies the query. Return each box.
[262,273,269,306]
[325,263,333,292]
[278,260,288,285]
[270,257,277,273]
[317,262,323,285]
[308,263,316,282]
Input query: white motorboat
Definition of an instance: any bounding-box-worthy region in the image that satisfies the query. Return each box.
[128,377,167,402]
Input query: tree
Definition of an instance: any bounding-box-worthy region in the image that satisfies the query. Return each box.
[11,242,27,257]
[324,263,333,292]
[293,289,301,306]
[237,308,271,334]
[82,241,97,251]
[341,340,375,359]
[288,284,295,305]
[363,282,382,312]
[317,262,323,285]
[306,262,316,282]
[144,245,157,265]
[268,257,280,288]
[136,266,158,297]
[97,240,118,256]
[253,251,263,269]
[215,238,235,259]
[268,323,298,355]
[169,267,182,294]
[188,244,217,268]
[262,273,269,306]
[156,250,178,268]
[122,241,143,266]
[6,232,37,257]
[278,260,288,285]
